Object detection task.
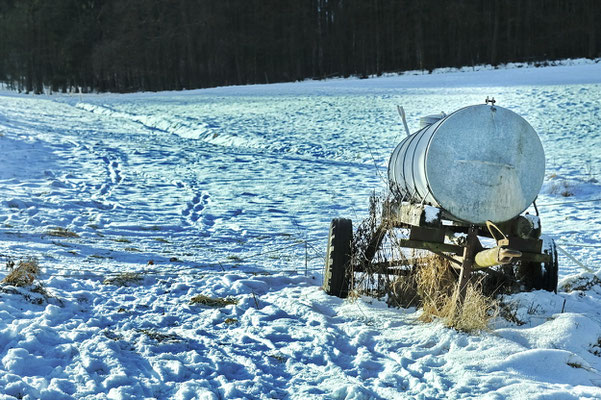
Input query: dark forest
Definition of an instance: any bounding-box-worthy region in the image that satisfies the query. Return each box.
[0,0,599,93]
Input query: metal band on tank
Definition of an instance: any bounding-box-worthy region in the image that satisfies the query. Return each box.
[388,141,402,197]
[401,127,425,199]
[387,140,404,196]
[421,117,448,206]
[411,125,437,202]
[393,129,418,198]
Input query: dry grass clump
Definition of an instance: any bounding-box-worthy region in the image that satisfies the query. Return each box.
[345,288,363,303]
[385,255,497,332]
[350,194,499,332]
[189,294,238,307]
[421,284,498,332]
[2,258,40,287]
[0,258,59,305]
[561,274,601,293]
[497,301,525,326]
[103,272,143,286]
[137,329,181,343]
[267,352,287,363]
[414,256,498,332]
[547,179,575,197]
[414,255,458,307]
[46,227,79,238]
[389,273,419,308]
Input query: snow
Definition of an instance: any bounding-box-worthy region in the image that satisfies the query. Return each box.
[424,206,440,223]
[524,214,540,231]
[1,60,601,399]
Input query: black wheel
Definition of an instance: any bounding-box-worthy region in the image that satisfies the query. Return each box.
[323,218,352,298]
[540,238,559,293]
[517,238,559,293]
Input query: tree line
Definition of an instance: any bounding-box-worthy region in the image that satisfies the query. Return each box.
[0,0,599,93]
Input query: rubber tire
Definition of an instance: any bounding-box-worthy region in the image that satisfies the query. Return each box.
[519,238,559,293]
[323,218,352,298]
[540,238,559,293]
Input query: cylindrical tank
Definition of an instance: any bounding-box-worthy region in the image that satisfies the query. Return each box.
[388,104,545,224]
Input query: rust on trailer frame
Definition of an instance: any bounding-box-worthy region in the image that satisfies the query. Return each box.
[377,200,551,276]
[458,225,480,301]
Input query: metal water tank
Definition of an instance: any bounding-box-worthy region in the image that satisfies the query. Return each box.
[388,104,545,224]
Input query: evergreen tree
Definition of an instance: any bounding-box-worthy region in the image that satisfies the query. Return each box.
[0,0,599,93]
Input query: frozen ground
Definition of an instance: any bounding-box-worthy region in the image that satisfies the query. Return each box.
[1,59,601,399]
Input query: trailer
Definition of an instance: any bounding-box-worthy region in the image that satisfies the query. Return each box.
[323,99,558,299]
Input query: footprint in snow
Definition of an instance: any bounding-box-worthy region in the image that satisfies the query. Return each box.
[182,191,213,227]
[96,154,124,198]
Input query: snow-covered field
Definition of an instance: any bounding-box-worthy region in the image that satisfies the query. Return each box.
[1,59,601,399]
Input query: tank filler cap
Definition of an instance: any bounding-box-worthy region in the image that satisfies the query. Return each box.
[419,112,446,129]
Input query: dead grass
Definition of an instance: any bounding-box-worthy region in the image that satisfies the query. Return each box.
[389,273,420,308]
[189,294,238,307]
[0,283,51,305]
[140,225,161,231]
[449,286,498,332]
[561,275,601,293]
[414,255,458,307]
[547,179,575,197]
[0,258,63,305]
[46,227,79,238]
[377,253,497,332]
[2,258,40,287]
[103,272,143,286]
[137,329,181,343]
[414,256,498,332]
[497,301,526,326]
[418,285,498,332]
[350,194,501,332]
[345,288,362,303]
[267,352,287,363]
[590,338,601,357]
